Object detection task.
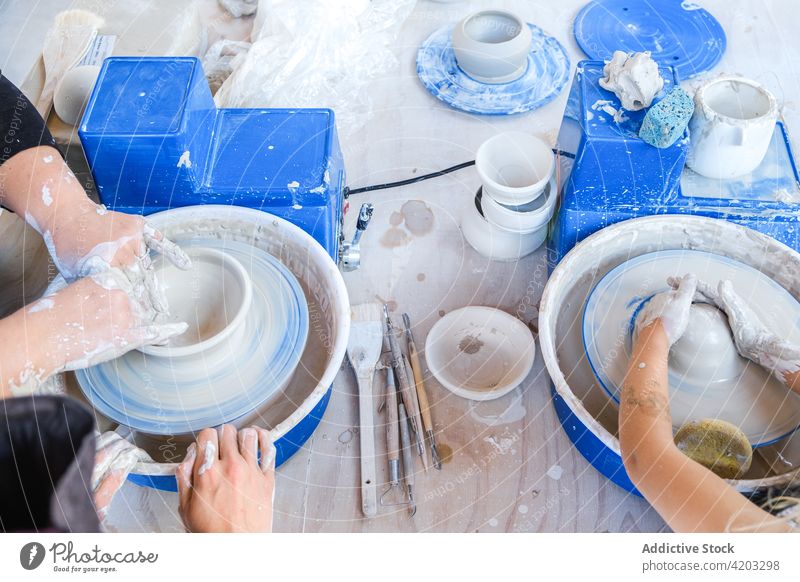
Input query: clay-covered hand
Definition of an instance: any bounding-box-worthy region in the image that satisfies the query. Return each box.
[177,425,276,533]
[6,270,188,393]
[635,273,697,345]
[92,431,153,520]
[47,200,191,313]
[667,275,720,307]
[714,280,800,382]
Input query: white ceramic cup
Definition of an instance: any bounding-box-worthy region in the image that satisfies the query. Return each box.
[686,76,778,180]
[475,131,555,206]
[452,10,532,84]
[140,247,253,358]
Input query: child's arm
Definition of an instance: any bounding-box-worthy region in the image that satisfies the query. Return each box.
[621,319,791,532]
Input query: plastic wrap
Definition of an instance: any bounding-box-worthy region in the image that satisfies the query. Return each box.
[215,0,417,139]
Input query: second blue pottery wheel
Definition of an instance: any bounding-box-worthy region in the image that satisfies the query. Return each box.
[417,22,570,115]
[573,0,726,79]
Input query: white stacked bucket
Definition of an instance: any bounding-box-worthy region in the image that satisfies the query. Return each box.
[461,132,557,261]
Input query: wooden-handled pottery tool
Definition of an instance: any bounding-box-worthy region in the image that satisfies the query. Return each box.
[403,354,429,472]
[379,366,403,507]
[347,303,384,517]
[402,313,442,470]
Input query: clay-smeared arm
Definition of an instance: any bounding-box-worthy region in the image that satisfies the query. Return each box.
[621,320,790,532]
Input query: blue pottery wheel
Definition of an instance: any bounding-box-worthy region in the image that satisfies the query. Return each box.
[573,0,726,79]
[417,22,571,115]
[75,238,309,436]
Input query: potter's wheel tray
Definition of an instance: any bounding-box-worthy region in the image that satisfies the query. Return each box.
[583,249,800,446]
[416,22,570,115]
[75,238,309,435]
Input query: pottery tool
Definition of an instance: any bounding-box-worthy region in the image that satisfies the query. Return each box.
[402,354,429,472]
[402,313,442,470]
[36,9,105,118]
[674,419,753,480]
[379,366,403,507]
[383,306,420,437]
[398,401,417,517]
[347,303,384,517]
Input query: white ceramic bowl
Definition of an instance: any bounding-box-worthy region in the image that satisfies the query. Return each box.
[669,303,745,384]
[481,174,558,233]
[461,186,554,261]
[452,10,532,84]
[475,132,555,206]
[140,246,253,358]
[54,65,101,126]
[425,306,536,401]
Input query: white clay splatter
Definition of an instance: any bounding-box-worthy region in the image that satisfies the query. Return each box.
[638,362,646,369]
[41,184,53,207]
[28,298,55,314]
[488,518,498,527]
[547,464,564,481]
[177,150,192,169]
[198,440,216,475]
[267,145,274,150]
[96,204,109,215]
[292,203,303,210]
[42,155,53,164]
[287,180,300,189]
[518,504,529,514]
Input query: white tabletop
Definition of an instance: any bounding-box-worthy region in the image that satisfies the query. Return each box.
[3,0,799,532]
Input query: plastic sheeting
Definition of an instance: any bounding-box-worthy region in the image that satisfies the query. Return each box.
[215,0,417,139]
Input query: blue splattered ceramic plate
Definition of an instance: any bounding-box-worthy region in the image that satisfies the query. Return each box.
[416,23,571,115]
[75,238,309,436]
[573,0,726,80]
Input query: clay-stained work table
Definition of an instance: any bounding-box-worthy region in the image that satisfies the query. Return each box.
[2,0,799,532]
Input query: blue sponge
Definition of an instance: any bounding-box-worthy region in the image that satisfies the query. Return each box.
[639,87,694,149]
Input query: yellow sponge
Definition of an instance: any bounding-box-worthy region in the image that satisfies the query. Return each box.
[674,419,753,479]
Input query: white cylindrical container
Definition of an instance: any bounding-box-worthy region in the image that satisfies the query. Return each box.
[475,132,555,206]
[461,176,557,261]
[481,175,557,233]
[686,76,778,180]
[452,10,532,84]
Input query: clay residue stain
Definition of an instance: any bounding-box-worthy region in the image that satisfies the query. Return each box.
[380,227,410,248]
[400,200,434,236]
[374,295,397,312]
[437,443,454,464]
[417,273,426,282]
[389,211,403,226]
[438,310,446,317]
[458,335,484,355]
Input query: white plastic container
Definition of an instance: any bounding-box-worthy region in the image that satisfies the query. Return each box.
[481,174,557,233]
[475,132,554,205]
[686,76,778,180]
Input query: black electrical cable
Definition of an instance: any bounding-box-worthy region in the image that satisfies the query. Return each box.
[344,148,575,198]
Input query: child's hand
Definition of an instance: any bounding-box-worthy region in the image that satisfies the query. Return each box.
[635,273,697,345]
[176,425,276,533]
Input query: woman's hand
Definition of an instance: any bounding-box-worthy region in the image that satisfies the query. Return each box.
[635,273,697,345]
[0,270,187,396]
[177,425,276,533]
